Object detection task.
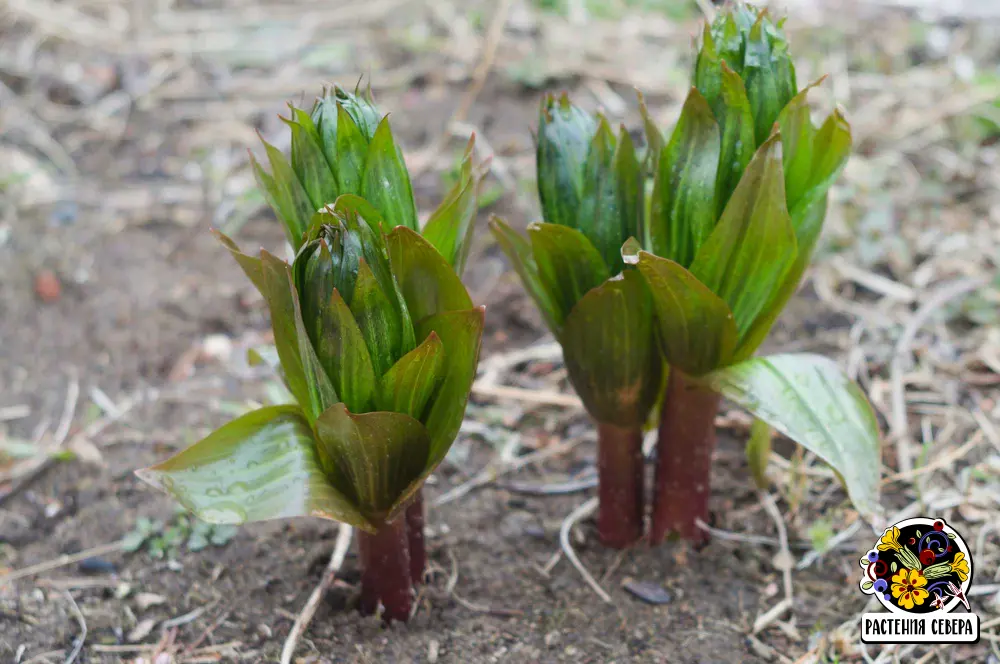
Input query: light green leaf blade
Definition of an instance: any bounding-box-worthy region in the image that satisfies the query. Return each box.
[715,63,755,217]
[560,270,663,427]
[362,117,419,231]
[335,103,368,196]
[650,88,720,267]
[634,250,737,376]
[136,406,371,530]
[387,226,473,323]
[489,216,561,333]
[376,332,445,420]
[315,404,430,522]
[528,222,610,326]
[690,133,798,340]
[701,353,882,520]
[259,138,314,248]
[416,307,485,467]
[421,137,481,276]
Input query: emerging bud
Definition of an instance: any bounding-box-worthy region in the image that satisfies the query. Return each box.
[536,94,642,274]
[252,83,419,250]
[293,204,416,395]
[695,2,797,147]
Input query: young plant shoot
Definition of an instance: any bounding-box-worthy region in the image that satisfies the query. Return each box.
[139,88,485,622]
[491,94,662,548]
[246,84,485,584]
[634,2,880,543]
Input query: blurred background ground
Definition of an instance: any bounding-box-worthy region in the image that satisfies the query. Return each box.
[1,0,999,662]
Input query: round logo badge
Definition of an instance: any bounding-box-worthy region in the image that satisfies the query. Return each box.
[860,517,973,615]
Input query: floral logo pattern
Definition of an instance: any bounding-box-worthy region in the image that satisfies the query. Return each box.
[860,518,973,614]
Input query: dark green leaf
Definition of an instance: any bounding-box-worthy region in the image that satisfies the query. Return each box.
[743,17,784,146]
[136,406,371,530]
[694,23,723,114]
[415,307,484,467]
[335,104,368,196]
[577,117,627,273]
[387,226,474,323]
[315,405,430,521]
[376,332,445,420]
[349,259,402,378]
[258,139,314,248]
[638,91,664,177]
[421,136,481,275]
[262,252,339,421]
[650,88,720,267]
[747,418,773,489]
[634,250,737,375]
[313,285,375,414]
[287,107,338,209]
[701,353,882,520]
[529,222,610,328]
[536,94,596,229]
[715,63,756,216]
[310,95,339,169]
[362,117,419,231]
[489,217,561,333]
[690,134,798,340]
[560,270,662,427]
[615,127,643,252]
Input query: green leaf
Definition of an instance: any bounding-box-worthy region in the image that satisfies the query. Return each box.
[421,137,481,275]
[258,138,314,248]
[650,88,720,267]
[213,230,265,294]
[136,406,371,530]
[314,286,376,414]
[286,107,338,210]
[415,307,484,467]
[387,226,474,323]
[315,405,430,521]
[633,250,737,375]
[861,580,874,591]
[536,93,596,228]
[790,109,851,224]
[747,417,773,489]
[335,103,368,196]
[733,193,826,362]
[362,117,419,231]
[743,17,784,146]
[489,216,561,333]
[776,84,819,212]
[715,63,756,216]
[376,332,445,420]
[690,134,798,340]
[638,91,664,177]
[529,222,610,328]
[560,270,662,427]
[576,117,625,273]
[614,127,643,252]
[694,23,722,114]
[701,353,882,520]
[311,95,340,169]
[350,259,402,378]
[257,251,337,422]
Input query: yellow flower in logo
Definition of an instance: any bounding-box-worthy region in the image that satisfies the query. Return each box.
[950,552,969,582]
[891,568,929,610]
[878,526,902,552]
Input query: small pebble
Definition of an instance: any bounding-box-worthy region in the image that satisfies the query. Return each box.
[78,557,116,574]
[35,270,61,302]
[623,580,672,605]
[544,630,561,647]
[428,639,439,663]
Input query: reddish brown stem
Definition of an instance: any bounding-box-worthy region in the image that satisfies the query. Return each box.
[405,490,426,584]
[596,421,645,548]
[650,370,721,544]
[358,516,412,622]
